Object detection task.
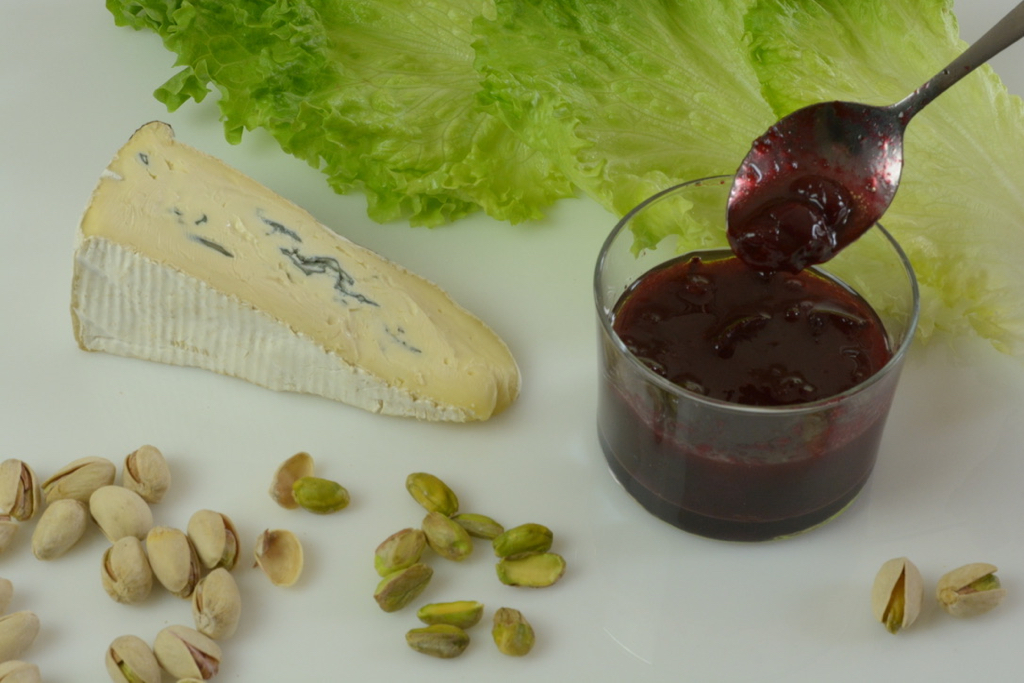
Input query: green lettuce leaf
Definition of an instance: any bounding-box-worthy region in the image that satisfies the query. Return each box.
[107,0,573,226]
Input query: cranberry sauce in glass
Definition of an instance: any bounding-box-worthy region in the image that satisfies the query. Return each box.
[595,177,918,541]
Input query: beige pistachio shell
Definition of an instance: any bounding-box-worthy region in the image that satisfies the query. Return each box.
[269,452,314,509]
[0,460,40,522]
[192,567,242,640]
[41,456,116,505]
[152,625,221,681]
[936,562,1007,617]
[871,557,924,634]
[187,509,240,571]
[0,611,40,663]
[146,526,200,598]
[89,486,154,542]
[102,536,153,605]
[0,660,41,683]
[0,517,16,555]
[0,578,12,615]
[254,529,303,587]
[105,634,162,683]
[31,498,89,560]
[123,445,171,504]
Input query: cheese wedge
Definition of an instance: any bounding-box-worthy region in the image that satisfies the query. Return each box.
[71,122,520,421]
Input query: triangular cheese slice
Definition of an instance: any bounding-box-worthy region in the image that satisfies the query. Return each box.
[71,122,520,421]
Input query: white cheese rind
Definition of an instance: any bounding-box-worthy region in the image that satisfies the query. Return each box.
[71,122,520,421]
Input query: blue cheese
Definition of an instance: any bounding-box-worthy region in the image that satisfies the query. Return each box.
[71,122,520,421]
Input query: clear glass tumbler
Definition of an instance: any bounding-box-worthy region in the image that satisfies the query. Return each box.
[594,176,920,541]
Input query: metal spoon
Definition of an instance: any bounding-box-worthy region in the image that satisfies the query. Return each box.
[727,1,1024,273]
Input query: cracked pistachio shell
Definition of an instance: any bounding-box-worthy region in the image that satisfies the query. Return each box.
[41,456,116,504]
[123,445,171,504]
[0,460,40,523]
[102,536,153,605]
[0,517,16,555]
[374,528,427,577]
[417,600,484,629]
[936,563,1007,617]
[89,486,154,542]
[871,557,924,634]
[405,624,470,659]
[187,509,240,571]
[0,578,11,615]
[254,529,303,587]
[492,607,535,656]
[146,526,200,598]
[192,568,242,640]
[0,611,40,663]
[105,634,161,683]
[0,661,41,683]
[452,513,504,540]
[496,552,567,588]
[269,452,314,509]
[492,523,553,558]
[405,472,458,516]
[422,511,473,562]
[374,563,433,613]
[31,498,89,560]
[152,625,221,681]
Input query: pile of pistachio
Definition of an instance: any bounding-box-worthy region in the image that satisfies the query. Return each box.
[871,556,1008,634]
[372,472,565,658]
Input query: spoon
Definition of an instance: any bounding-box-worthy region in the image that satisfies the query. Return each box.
[727,0,1024,273]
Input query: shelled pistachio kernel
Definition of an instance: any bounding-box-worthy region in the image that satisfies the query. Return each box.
[422,511,473,561]
[0,661,41,683]
[492,607,535,656]
[405,624,470,659]
[187,509,240,571]
[269,452,314,509]
[374,563,433,613]
[292,476,350,514]
[41,455,115,504]
[123,445,171,504]
[492,523,553,558]
[871,557,924,634]
[417,600,484,629]
[452,513,504,540]
[936,563,1007,617]
[102,536,153,605]
[89,485,154,542]
[496,552,567,588]
[254,529,304,587]
[152,625,221,681]
[106,634,162,683]
[374,528,427,577]
[405,472,458,516]
[0,459,40,522]
[0,610,40,663]
[146,526,201,598]
[31,498,88,560]
[192,567,242,640]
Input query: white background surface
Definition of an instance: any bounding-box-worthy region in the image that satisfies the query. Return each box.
[2,1,1023,681]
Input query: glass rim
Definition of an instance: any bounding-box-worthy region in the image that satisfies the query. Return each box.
[593,175,922,416]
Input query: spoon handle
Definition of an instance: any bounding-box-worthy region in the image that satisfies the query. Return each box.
[896,0,1024,121]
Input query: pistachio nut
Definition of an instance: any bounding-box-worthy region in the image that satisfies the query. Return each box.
[452,513,504,540]
[146,526,201,598]
[492,523,553,558]
[123,445,171,504]
[870,557,924,634]
[417,600,484,629]
[405,472,458,516]
[0,611,39,663]
[192,568,242,640]
[492,607,535,656]
[102,536,153,605]
[0,661,41,683]
[31,498,89,560]
[187,509,240,571]
[374,563,433,613]
[374,528,427,577]
[269,452,314,509]
[0,517,16,555]
[496,552,567,588]
[405,624,470,659]
[422,511,473,562]
[89,485,154,542]
[105,634,162,683]
[292,476,350,514]
[0,460,40,522]
[936,562,1007,618]
[253,528,303,587]
[152,625,221,681]
[41,456,116,504]
[0,578,11,615]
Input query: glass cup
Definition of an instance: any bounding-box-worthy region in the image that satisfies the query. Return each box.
[594,176,920,542]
